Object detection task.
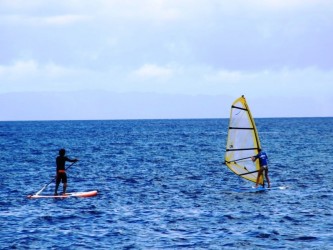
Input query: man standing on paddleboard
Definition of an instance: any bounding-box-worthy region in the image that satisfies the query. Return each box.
[252,148,271,188]
[55,149,78,195]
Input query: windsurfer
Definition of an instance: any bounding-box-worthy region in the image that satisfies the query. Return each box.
[252,148,271,188]
[54,149,78,195]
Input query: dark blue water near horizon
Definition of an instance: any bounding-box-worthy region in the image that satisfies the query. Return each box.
[1,118,333,249]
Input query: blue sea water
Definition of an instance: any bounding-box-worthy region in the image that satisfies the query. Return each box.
[1,118,333,249]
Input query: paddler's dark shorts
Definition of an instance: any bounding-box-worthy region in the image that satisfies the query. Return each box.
[56,172,67,184]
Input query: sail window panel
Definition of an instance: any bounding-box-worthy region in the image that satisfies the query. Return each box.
[230,113,253,130]
[227,129,257,151]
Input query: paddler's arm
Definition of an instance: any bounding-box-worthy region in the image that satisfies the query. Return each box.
[65,157,79,163]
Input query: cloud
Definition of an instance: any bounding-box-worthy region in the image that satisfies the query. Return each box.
[0,0,332,100]
[0,60,38,79]
[1,14,90,26]
[43,15,90,25]
[110,0,183,21]
[0,60,77,78]
[1,59,333,101]
[205,70,243,83]
[250,0,330,10]
[0,60,89,92]
[1,0,333,70]
[0,0,185,24]
[203,67,333,98]
[132,64,174,79]
[1,0,331,24]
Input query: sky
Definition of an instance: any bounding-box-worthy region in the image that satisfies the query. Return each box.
[0,0,333,120]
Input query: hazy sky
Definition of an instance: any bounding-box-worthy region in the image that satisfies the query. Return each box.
[1,0,332,120]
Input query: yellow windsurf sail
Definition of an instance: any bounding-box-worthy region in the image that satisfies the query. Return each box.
[224,95,263,185]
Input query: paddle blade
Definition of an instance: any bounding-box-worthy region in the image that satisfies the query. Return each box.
[36,184,47,196]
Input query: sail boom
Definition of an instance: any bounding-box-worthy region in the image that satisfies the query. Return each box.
[239,170,259,176]
[225,156,253,163]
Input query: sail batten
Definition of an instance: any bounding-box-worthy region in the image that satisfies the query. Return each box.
[231,105,247,111]
[229,127,254,130]
[226,147,258,152]
[224,95,263,184]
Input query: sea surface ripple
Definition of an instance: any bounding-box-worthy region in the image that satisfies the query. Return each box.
[1,118,333,249]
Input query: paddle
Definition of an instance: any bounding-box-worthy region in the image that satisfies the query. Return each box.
[31,161,78,197]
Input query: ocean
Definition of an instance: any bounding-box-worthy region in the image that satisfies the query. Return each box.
[1,118,333,249]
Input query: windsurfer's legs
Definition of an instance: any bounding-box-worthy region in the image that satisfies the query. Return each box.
[255,168,263,188]
[264,168,271,188]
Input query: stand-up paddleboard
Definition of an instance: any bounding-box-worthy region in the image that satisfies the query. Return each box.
[28,190,98,199]
[28,161,98,199]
